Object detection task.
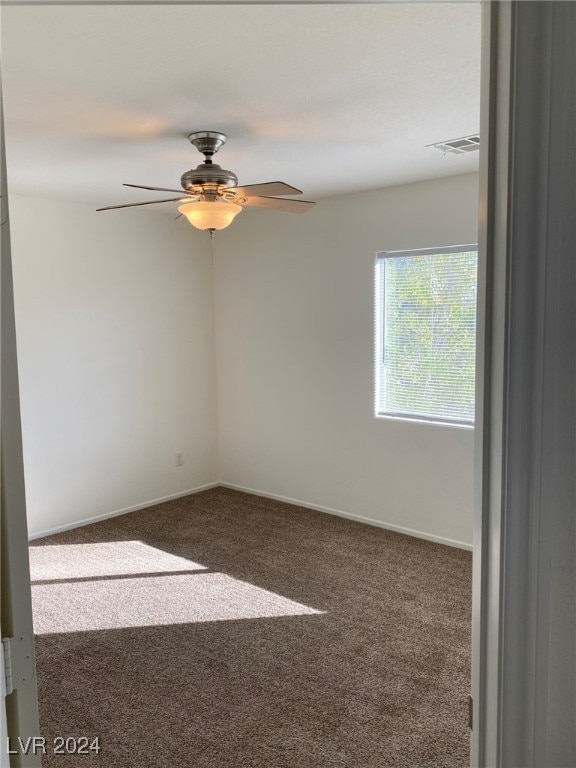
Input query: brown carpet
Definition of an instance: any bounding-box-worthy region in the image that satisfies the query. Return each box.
[30,487,471,768]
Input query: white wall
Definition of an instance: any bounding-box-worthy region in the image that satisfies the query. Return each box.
[9,195,218,538]
[214,173,479,547]
[10,174,478,547]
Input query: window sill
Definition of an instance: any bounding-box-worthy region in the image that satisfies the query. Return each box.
[374,413,475,430]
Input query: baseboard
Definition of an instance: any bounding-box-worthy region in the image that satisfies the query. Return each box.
[28,482,220,541]
[29,480,473,551]
[219,482,473,551]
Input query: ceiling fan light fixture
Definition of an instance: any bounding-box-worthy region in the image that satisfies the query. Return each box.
[177,200,242,231]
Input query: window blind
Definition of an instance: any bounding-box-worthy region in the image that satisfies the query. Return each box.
[376,246,478,425]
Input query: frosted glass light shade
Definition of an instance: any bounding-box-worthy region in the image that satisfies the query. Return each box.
[178,201,242,231]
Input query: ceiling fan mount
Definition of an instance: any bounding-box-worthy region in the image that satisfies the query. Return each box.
[187,130,227,158]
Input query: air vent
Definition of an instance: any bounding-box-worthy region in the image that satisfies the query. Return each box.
[427,134,480,155]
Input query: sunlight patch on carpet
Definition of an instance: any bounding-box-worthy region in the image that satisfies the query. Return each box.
[29,541,207,581]
[32,573,324,633]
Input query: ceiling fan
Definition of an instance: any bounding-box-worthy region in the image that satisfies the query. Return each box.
[97,131,316,235]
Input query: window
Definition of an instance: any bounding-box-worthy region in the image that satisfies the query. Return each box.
[375,245,478,426]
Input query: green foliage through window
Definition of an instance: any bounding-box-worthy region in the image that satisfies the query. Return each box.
[375,246,478,425]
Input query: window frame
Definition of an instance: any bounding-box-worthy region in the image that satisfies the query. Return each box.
[374,243,478,428]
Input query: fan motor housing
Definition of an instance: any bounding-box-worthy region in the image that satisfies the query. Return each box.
[181,163,238,192]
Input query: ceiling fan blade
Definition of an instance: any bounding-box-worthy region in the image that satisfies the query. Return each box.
[232,182,303,198]
[242,196,315,213]
[123,183,188,194]
[96,197,185,212]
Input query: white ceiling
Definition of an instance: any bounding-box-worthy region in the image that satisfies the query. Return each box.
[1,3,481,210]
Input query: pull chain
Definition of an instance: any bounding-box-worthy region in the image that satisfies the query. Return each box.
[208,229,215,261]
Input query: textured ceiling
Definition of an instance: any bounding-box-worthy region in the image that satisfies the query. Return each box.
[1,3,481,209]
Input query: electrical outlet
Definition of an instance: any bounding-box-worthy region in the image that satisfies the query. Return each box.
[175,452,184,467]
